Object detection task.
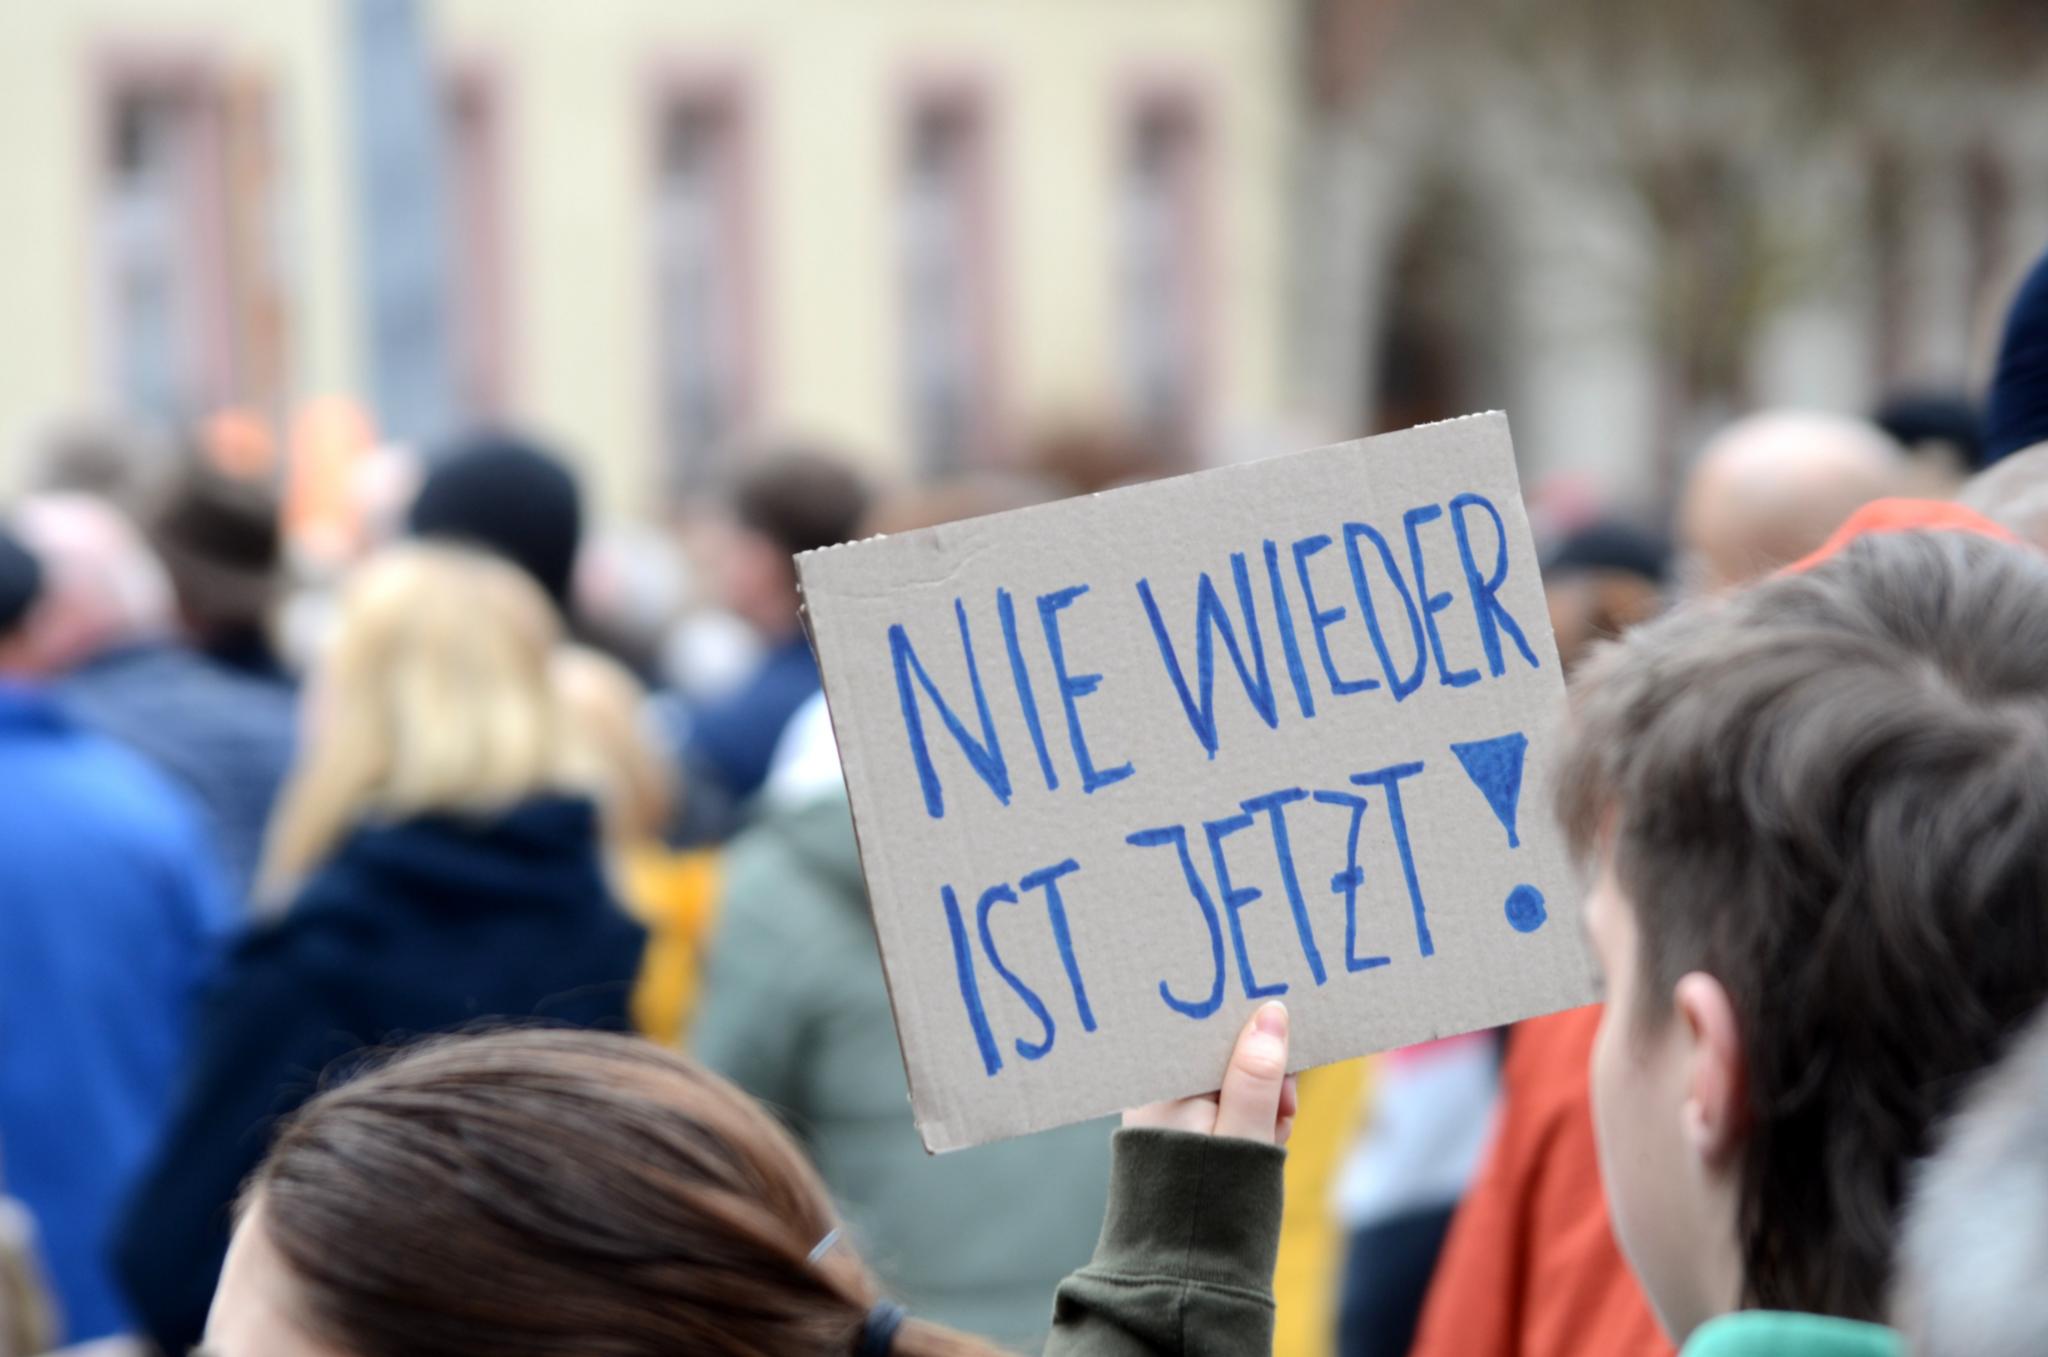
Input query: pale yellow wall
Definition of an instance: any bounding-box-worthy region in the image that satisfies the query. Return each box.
[0,0,360,489]
[434,0,1295,517]
[0,0,1294,519]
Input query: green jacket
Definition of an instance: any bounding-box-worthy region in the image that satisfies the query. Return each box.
[693,794,1112,1351]
[1683,1312,1902,1357]
[1043,1130,1907,1357]
[1047,1129,1285,1357]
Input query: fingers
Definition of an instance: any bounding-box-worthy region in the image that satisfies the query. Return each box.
[1275,1075,1299,1148]
[1212,1001,1291,1144]
[1122,1089,1219,1135]
[1120,1002,1295,1143]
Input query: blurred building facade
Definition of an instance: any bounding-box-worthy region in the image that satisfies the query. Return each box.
[1296,0,2048,509]
[0,0,1296,514]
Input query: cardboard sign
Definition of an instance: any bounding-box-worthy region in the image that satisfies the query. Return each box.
[798,413,1595,1151]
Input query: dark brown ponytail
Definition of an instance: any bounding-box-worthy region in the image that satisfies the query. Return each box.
[251,1029,1006,1357]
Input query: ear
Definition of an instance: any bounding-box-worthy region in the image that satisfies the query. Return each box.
[1672,971,1747,1168]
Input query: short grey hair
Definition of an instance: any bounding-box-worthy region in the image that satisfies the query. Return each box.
[1898,1005,2048,1356]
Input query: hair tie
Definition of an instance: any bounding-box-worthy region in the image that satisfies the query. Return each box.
[859,1299,907,1356]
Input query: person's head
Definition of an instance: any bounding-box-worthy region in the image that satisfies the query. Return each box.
[148,439,284,645]
[571,525,689,682]
[1540,520,1669,674]
[554,644,678,845]
[1025,423,1167,494]
[714,448,870,639]
[1873,392,1984,489]
[1958,442,2048,552]
[1895,1004,2048,1356]
[859,471,1059,538]
[1985,244,2048,466]
[1556,529,2048,1338]
[20,413,176,515]
[0,526,46,674]
[203,1029,1000,1357]
[1676,411,1906,595]
[6,493,176,676]
[408,431,583,614]
[260,544,587,897]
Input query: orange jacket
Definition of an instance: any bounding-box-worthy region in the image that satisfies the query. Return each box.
[1408,1005,1673,1357]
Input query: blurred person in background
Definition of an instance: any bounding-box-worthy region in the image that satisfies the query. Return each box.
[1873,392,1984,494]
[1984,243,2048,467]
[692,477,1108,1352]
[572,524,692,686]
[19,415,175,520]
[1027,423,1171,494]
[406,429,583,615]
[1674,411,1906,595]
[0,1160,56,1357]
[554,644,723,1044]
[113,544,645,1357]
[1332,519,1666,1357]
[1542,520,1670,674]
[144,438,292,687]
[670,447,870,843]
[1895,1002,2048,1357]
[1959,444,2048,551]
[9,494,293,901]
[1956,244,2048,551]
[0,526,234,1347]
[1332,1034,1501,1357]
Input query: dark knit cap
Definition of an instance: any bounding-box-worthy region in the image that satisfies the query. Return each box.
[408,431,583,610]
[1874,392,1985,471]
[1543,520,1670,585]
[0,526,44,639]
[1986,247,2048,464]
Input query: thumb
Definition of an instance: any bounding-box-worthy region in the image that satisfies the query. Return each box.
[1211,1001,1291,1144]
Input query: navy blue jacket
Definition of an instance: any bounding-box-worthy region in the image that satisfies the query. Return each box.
[685,634,821,804]
[113,796,645,1355]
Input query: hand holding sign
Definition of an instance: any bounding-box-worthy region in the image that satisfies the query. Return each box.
[799,413,1595,1151]
[1124,1001,1298,1146]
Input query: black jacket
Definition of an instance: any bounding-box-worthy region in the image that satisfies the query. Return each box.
[113,795,645,1354]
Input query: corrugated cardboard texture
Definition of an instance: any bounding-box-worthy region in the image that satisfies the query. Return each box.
[798,413,1596,1151]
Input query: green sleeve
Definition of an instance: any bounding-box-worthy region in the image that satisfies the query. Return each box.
[689,866,818,1114]
[1045,1128,1284,1357]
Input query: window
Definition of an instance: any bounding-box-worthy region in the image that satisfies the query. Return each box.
[1964,141,2013,352]
[901,92,995,472]
[99,61,282,424]
[1868,140,1909,388]
[441,64,510,421]
[652,88,749,495]
[1119,93,1206,459]
[101,71,229,421]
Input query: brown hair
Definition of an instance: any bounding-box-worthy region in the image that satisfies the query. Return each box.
[1557,529,2048,1321]
[251,1029,1004,1357]
[729,449,871,559]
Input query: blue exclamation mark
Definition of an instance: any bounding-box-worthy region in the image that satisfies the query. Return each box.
[1450,731,1548,934]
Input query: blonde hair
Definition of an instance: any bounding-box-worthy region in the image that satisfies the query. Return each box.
[553,644,678,845]
[260,545,589,898]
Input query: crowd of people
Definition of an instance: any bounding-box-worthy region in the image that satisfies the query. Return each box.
[8,240,2048,1357]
